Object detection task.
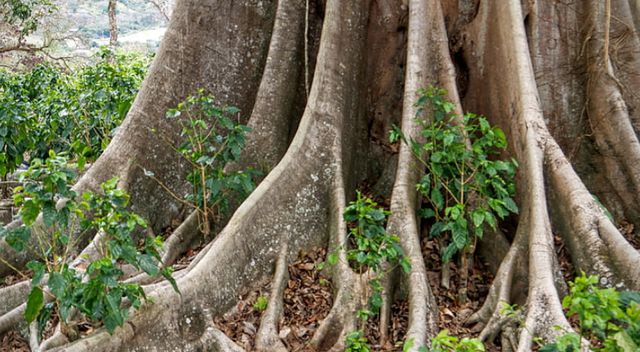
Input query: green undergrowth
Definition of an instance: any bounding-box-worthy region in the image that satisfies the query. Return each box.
[0,47,149,177]
[147,90,258,236]
[0,152,176,336]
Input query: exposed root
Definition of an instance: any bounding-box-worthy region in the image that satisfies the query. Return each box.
[254,244,289,352]
[204,325,246,352]
[310,169,363,351]
[546,138,640,290]
[39,326,69,351]
[467,239,521,342]
[376,264,394,346]
[29,320,39,351]
[160,211,201,267]
[0,303,27,335]
[0,280,30,317]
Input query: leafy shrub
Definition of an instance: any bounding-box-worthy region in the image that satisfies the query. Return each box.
[336,192,410,349]
[541,274,640,352]
[430,330,485,352]
[342,191,410,319]
[345,330,372,352]
[153,90,258,235]
[391,86,518,263]
[0,48,149,176]
[0,152,176,336]
[391,86,517,301]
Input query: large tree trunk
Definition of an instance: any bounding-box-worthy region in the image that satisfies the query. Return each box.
[2,0,640,351]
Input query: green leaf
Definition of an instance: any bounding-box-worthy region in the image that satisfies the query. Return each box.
[37,303,54,339]
[400,258,411,274]
[452,225,467,249]
[503,197,518,214]
[430,188,444,209]
[48,271,66,298]
[27,261,45,287]
[20,200,40,225]
[418,208,436,219]
[161,267,180,294]
[472,210,485,228]
[430,222,446,238]
[42,203,56,227]
[137,254,159,276]
[327,253,338,266]
[619,290,640,308]
[389,127,402,143]
[613,330,639,351]
[5,226,31,252]
[25,286,44,323]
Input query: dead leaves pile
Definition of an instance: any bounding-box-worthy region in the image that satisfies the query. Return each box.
[280,247,333,351]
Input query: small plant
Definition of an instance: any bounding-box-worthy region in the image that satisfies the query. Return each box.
[391,86,518,300]
[253,295,268,312]
[337,191,410,348]
[429,329,485,352]
[0,152,176,337]
[343,191,410,320]
[150,90,257,236]
[345,330,372,352]
[540,273,640,352]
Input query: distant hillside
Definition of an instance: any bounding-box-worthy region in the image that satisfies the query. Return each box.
[63,0,169,41]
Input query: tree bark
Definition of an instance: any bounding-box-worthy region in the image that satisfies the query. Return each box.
[108,0,118,47]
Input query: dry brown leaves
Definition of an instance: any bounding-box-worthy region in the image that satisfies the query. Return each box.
[211,247,333,351]
[213,288,268,350]
[0,330,29,352]
[619,220,639,249]
[280,247,333,351]
[554,234,576,284]
[362,299,409,351]
[423,238,500,351]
